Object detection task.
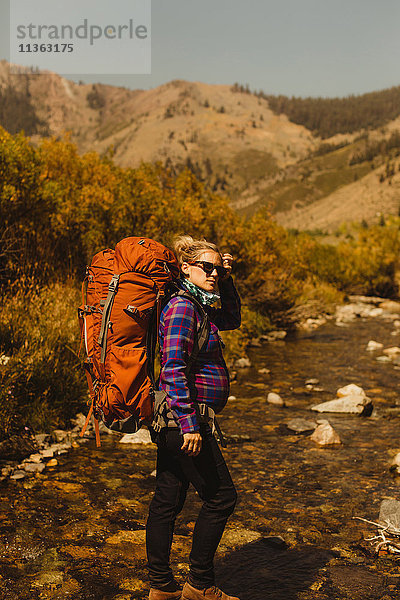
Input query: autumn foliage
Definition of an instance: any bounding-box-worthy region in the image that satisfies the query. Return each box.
[0,127,399,439]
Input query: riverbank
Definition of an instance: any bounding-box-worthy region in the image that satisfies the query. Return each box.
[1,311,400,599]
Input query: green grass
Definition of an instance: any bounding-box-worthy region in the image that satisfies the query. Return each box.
[231,149,279,187]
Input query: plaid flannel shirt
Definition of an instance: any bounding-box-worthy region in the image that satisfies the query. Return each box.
[159,277,241,434]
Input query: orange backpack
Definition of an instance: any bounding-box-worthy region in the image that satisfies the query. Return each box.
[78,237,179,446]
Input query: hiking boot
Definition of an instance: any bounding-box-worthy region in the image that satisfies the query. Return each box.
[182,582,240,600]
[149,587,182,600]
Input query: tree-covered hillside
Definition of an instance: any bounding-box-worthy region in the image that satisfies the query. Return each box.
[232,83,400,138]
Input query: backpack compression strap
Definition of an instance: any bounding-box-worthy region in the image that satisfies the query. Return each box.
[97,274,120,365]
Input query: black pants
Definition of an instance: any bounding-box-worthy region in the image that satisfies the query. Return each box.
[146,425,237,590]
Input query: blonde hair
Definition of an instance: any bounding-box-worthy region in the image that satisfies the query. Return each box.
[173,235,221,266]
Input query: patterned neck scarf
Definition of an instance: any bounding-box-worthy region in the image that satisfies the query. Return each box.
[179,278,220,306]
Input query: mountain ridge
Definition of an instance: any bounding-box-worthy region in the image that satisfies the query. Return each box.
[1,60,400,232]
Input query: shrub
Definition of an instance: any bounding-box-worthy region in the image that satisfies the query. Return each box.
[0,282,87,438]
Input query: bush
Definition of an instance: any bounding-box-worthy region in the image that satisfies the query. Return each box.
[0,282,87,439]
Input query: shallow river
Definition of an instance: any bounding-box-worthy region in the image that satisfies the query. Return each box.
[1,316,400,599]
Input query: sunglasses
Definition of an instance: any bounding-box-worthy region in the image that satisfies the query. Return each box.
[189,261,227,278]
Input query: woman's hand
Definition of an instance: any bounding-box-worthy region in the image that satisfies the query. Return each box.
[181,432,202,456]
[221,253,233,279]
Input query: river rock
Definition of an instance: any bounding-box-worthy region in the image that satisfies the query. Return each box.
[219,528,261,551]
[258,368,270,375]
[380,300,400,314]
[24,453,43,464]
[286,418,317,434]
[23,462,45,473]
[106,530,146,545]
[307,385,325,392]
[391,453,400,474]
[34,433,49,446]
[305,378,320,385]
[267,330,287,341]
[336,303,383,324]
[337,384,365,397]
[119,429,152,444]
[228,395,236,401]
[366,340,384,352]
[10,470,28,480]
[40,448,55,458]
[383,346,400,358]
[267,392,285,407]
[51,429,68,443]
[235,357,251,368]
[32,570,64,588]
[376,355,391,363]
[348,295,383,305]
[311,394,372,415]
[1,466,13,477]
[71,413,88,429]
[379,499,400,529]
[369,307,384,317]
[311,420,341,445]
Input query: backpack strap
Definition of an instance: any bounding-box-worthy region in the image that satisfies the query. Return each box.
[97,274,120,364]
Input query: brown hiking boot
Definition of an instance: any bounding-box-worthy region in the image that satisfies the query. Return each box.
[149,587,182,600]
[182,582,240,600]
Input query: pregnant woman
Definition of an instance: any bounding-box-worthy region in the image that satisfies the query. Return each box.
[146,235,241,600]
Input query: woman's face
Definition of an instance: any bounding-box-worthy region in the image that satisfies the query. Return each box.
[181,250,222,293]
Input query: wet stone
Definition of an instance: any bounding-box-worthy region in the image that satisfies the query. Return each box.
[337,383,365,397]
[286,418,317,434]
[40,448,55,458]
[311,394,372,415]
[258,368,270,375]
[32,570,64,588]
[379,499,400,529]
[235,357,251,368]
[218,528,261,553]
[23,462,45,473]
[311,420,341,445]
[366,340,384,351]
[24,453,43,464]
[34,433,48,446]
[52,429,69,443]
[10,470,28,480]
[267,392,285,406]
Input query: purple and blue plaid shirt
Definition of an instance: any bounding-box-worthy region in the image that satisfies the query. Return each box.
[159,277,241,434]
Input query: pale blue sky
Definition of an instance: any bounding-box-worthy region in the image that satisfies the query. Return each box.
[1,0,400,97]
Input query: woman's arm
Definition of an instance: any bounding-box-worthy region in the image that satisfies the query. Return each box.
[159,298,200,435]
[206,276,241,331]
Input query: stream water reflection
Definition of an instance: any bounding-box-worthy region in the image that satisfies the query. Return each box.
[1,317,400,599]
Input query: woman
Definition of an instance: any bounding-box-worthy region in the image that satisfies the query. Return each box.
[146,235,242,600]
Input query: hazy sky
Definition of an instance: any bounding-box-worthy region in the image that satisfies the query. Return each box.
[1,0,400,97]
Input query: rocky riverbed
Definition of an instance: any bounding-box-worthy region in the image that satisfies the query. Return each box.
[2,297,400,599]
